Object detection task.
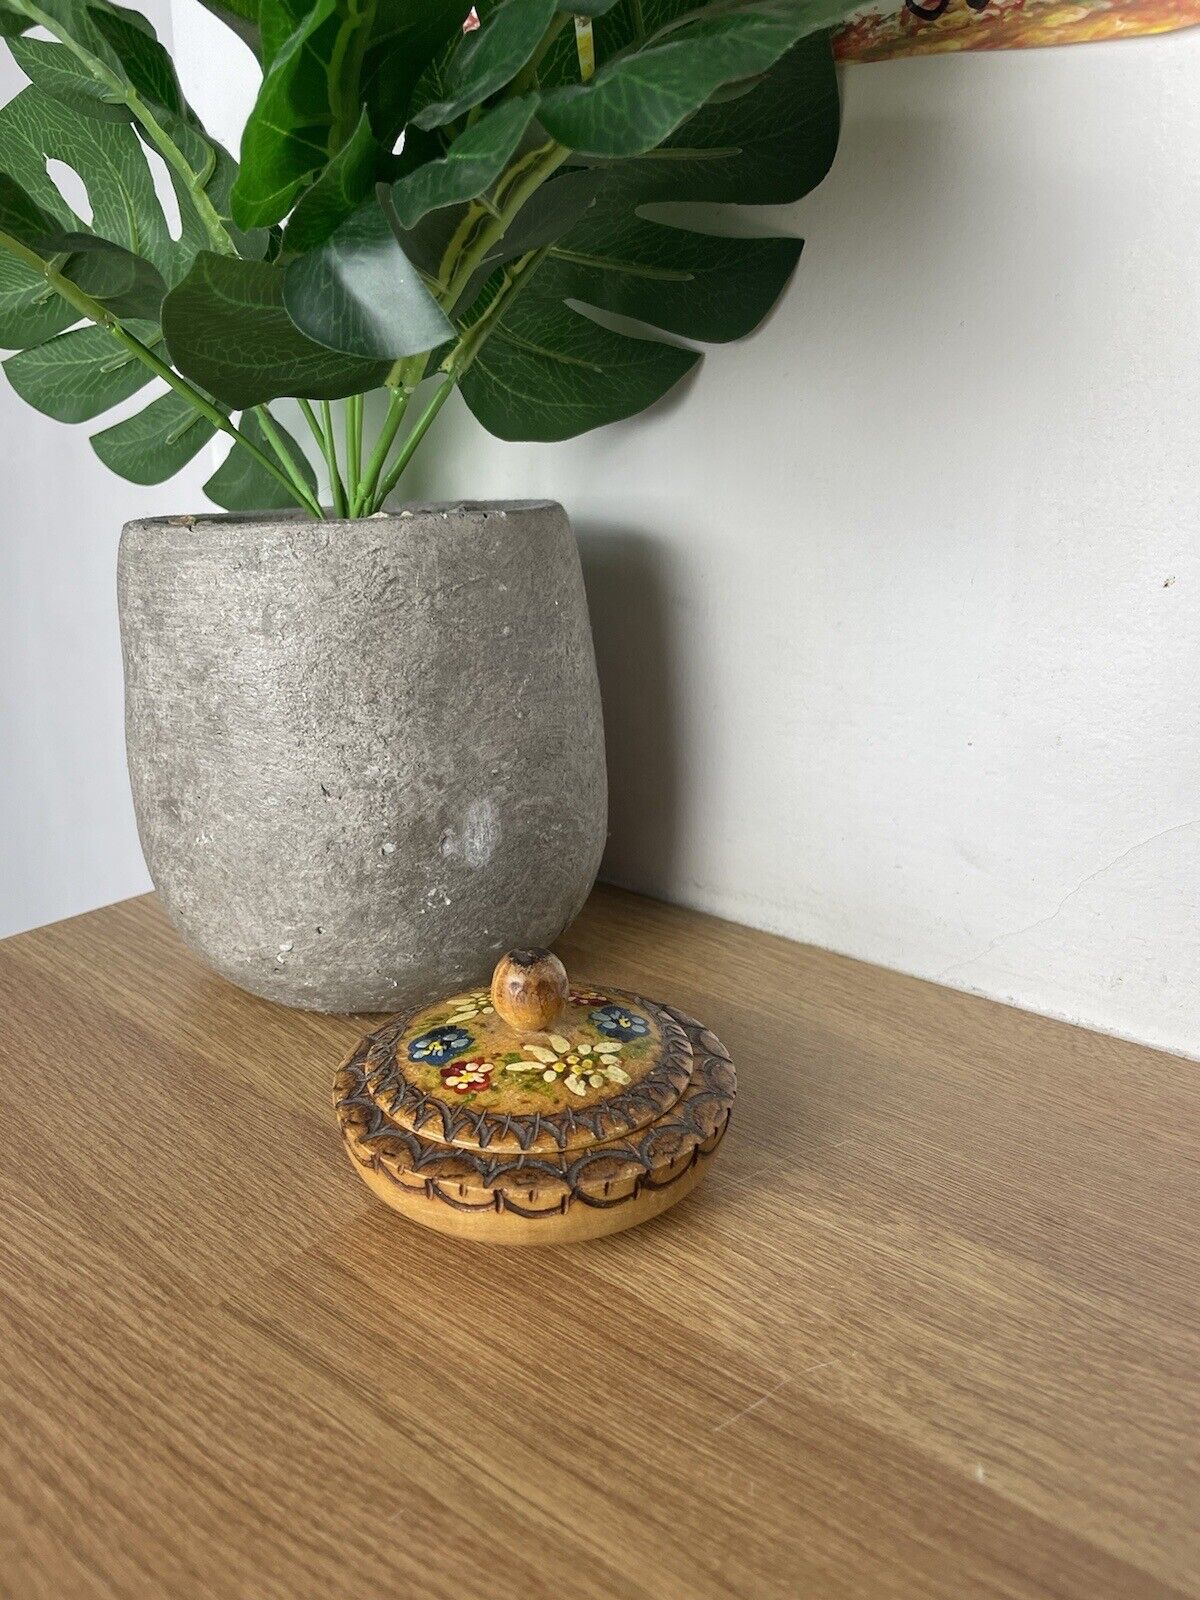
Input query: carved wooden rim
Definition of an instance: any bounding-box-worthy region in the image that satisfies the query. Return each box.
[358,989,695,1154]
[335,1006,736,1220]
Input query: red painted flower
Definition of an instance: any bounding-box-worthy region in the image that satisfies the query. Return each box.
[441,1057,493,1094]
[569,989,610,1008]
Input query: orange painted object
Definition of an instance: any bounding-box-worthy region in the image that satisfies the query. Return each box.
[833,0,1200,60]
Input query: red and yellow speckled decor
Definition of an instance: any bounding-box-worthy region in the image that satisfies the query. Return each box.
[834,0,1199,61]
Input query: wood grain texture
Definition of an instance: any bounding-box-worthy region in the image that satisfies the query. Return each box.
[0,887,1196,1600]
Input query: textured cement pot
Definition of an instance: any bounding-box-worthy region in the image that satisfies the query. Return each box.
[117,502,607,1012]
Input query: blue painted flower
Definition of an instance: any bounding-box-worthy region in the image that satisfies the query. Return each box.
[590,1004,649,1041]
[409,1025,472,1065]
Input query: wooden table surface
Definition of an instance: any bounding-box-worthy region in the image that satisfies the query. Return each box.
[1,888,1196,1600]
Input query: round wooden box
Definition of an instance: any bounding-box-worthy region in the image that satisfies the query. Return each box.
[334,949,736,1244]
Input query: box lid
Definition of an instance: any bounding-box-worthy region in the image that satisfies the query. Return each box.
[362,982,694,1155]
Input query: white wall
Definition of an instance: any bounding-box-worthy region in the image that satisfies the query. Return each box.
[2,21,1198,1059]
[0,0,195,936]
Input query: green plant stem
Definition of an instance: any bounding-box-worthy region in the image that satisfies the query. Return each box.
[351,384,412,515]
[126,90,231,253]
[370,246,553,507]
[298,398,348,516]
[447,247,549,380]
[283,108,562,515]
[372,376,453,507]
[631,0,646,44]
[297,398,328,456]
[255,405,325,515]
[311,15,570,517]
[362,136,567,509]
[431,139,568,323]
[320,399,348,516]
[12,0,235,255]
[345,393,363,503]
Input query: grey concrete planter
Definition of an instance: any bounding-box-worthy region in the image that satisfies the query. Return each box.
[117,502,606,1012]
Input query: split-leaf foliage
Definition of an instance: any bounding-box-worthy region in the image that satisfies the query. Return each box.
[0,0,848,517]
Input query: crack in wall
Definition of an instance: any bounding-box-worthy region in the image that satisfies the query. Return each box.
[936,818,1200,984]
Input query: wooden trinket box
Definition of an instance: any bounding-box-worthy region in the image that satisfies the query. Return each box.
[334,948,736,1244]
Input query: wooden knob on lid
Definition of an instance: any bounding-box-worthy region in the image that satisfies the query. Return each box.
[490,948,569,1034]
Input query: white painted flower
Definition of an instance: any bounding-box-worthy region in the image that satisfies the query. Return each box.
[505,1034,630,1097]
[448,989,495,1025]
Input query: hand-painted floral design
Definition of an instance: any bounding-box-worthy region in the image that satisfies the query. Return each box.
[448,989,494,1026]
[408,1025,472,1065]
[505,1033,631,1097]
[569,989,611,1008]
[440,1057,494,1094]
[590,1004,650,1041]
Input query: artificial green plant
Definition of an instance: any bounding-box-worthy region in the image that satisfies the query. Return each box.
[0,0,848,518]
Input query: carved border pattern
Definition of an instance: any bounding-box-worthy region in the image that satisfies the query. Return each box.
[361,990,695,1154]
[335,1006,736,1220]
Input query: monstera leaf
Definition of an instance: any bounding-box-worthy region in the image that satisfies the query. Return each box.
[389,94,540,231]
[282,95,541,356]
[5,321,157,420]
[358,0,464,141]
[0,0,851,517]
[0,15,265,459]
[0,88,180,414]
[537,0,849,157]
[456,32,839,442]
[91,387,217,482]
[0,86,176,281]
[456,269,699,442]
[231,0,468,229]
[282,107,379,252]
[592,22,841,206]
[281,204,453,360]
[231,0,371,228]
[0,1,32,33]
[410,0,557,130]
[203,408,318,508]
[162,252,394,405]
